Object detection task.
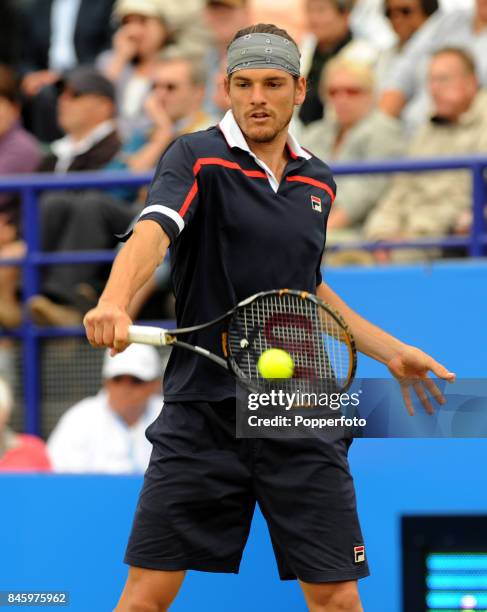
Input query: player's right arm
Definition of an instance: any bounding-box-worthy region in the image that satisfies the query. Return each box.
[83,220,170,352]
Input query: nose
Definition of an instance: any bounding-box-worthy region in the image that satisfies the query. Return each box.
[249,83,267,106]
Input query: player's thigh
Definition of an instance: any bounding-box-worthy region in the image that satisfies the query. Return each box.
[115,567,185,612]
[299,579,362,612]
[255,436,368,582]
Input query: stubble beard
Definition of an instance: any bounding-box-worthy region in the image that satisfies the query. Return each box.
[242,108,294,144]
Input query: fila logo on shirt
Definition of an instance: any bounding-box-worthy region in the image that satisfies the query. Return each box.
[354,545,366,563]
[311,195,322,212]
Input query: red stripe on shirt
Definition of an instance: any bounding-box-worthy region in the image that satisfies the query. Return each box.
[286,175,336,203]
[193,157,267,179]
[178,179,198,217]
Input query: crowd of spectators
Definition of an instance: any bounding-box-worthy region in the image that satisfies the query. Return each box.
[0,0,486,469]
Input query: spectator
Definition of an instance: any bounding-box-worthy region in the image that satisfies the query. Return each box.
[301,57,405,239]
[365,48,487,261]
[0,377,51,472]
[0,67,121,329]
[299,0,376,126]
[350,0,396,49]
[379,0,487,131]
[38,67,120,174]
[97,0,172,140]
[19,0,115,141]
[202,0,251,117]
[0,65,42,329]
[47,345,163,473]
[376,0,439,89]
[27,55,215,327]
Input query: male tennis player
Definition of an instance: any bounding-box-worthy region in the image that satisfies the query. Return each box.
[84,24,455,612]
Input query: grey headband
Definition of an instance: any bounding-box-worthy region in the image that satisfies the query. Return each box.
[227,32,301,77]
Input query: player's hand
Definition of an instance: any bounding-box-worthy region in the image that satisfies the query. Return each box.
[83,301,132,355]
[386,345,456,415]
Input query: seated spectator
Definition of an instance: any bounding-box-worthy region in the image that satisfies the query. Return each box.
[26,54,214,327]
[365,47,487,261]
[19,0,115,142]
[0,67,121,329]
[301,57,404,239]
[97,0,172,140]
[376,0,439,90]
[202,0,250,117]
[47,345,163,473]
[379,0,487,132]
[299,0,377,126]
[39,67,121,173]
[0,65,42,329]
[0,377,51,472]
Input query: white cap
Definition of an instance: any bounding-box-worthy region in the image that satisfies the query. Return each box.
[113,0,168,21]
[102,344,162,381]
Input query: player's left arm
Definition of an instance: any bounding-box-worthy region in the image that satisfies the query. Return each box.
[316,282,456,415]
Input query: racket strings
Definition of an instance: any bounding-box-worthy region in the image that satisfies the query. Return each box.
[227,293,352,393]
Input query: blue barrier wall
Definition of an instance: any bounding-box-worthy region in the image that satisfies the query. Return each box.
[1,261,486,611]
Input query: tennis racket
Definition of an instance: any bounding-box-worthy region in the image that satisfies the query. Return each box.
[128,289,357,395]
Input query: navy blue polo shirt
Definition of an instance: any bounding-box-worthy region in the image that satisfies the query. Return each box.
[134,111,336,402]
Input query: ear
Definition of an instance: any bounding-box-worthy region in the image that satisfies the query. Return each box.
[294,76,307,106]
[224,76,230,96]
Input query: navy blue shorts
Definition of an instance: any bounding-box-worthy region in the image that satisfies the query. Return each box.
[124,399,369,583]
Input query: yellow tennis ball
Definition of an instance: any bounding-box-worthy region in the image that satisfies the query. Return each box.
[257,349,294,379]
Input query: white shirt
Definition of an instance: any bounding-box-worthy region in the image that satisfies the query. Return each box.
[51,120,116,173]
[48,0,82,71]
[47,391,163,474]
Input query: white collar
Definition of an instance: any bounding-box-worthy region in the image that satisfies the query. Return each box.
[51,120,116,172]
[219,110,311,161]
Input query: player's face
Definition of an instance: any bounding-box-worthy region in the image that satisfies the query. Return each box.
[324,68,373,129]
[429,54,478,121]
[226,69,306,144]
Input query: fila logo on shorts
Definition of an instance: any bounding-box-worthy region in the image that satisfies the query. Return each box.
[311,195,322,212]
[354,545,366,563]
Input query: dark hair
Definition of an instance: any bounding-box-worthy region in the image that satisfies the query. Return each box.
[0,64,18,103]
[431,46,477,75]
[229,23,298,51]
[384,0,438,17]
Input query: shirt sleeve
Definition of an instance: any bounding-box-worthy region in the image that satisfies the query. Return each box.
[130,136,200,244]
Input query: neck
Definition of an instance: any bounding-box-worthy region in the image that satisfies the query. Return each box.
[247,130,290,181]
[116,404,147,428]
[69,121,108,143]
[474,13,487,32]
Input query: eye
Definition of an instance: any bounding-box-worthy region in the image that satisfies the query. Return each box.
[236,82,249,88]
[267,82,282,88]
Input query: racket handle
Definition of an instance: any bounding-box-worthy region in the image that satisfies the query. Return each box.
[128,325,169,346]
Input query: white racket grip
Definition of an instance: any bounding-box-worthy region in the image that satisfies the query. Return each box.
[128,325,169,346]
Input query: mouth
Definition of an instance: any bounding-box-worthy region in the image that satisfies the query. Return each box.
[249,111,271,121]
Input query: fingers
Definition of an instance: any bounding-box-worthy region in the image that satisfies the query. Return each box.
[422,377,446,406]
[428,358,456,382]
[412,381,434,415]
[400,382,415,416]
[83,305,131,351]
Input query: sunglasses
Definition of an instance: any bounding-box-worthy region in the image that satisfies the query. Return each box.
[152,81,180,92]
[385,6,416,18]
[110,375,147,385]
[326,86,366,98]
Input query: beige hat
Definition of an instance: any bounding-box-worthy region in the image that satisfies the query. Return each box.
[102,344,162,381]
[113,0,167,21]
